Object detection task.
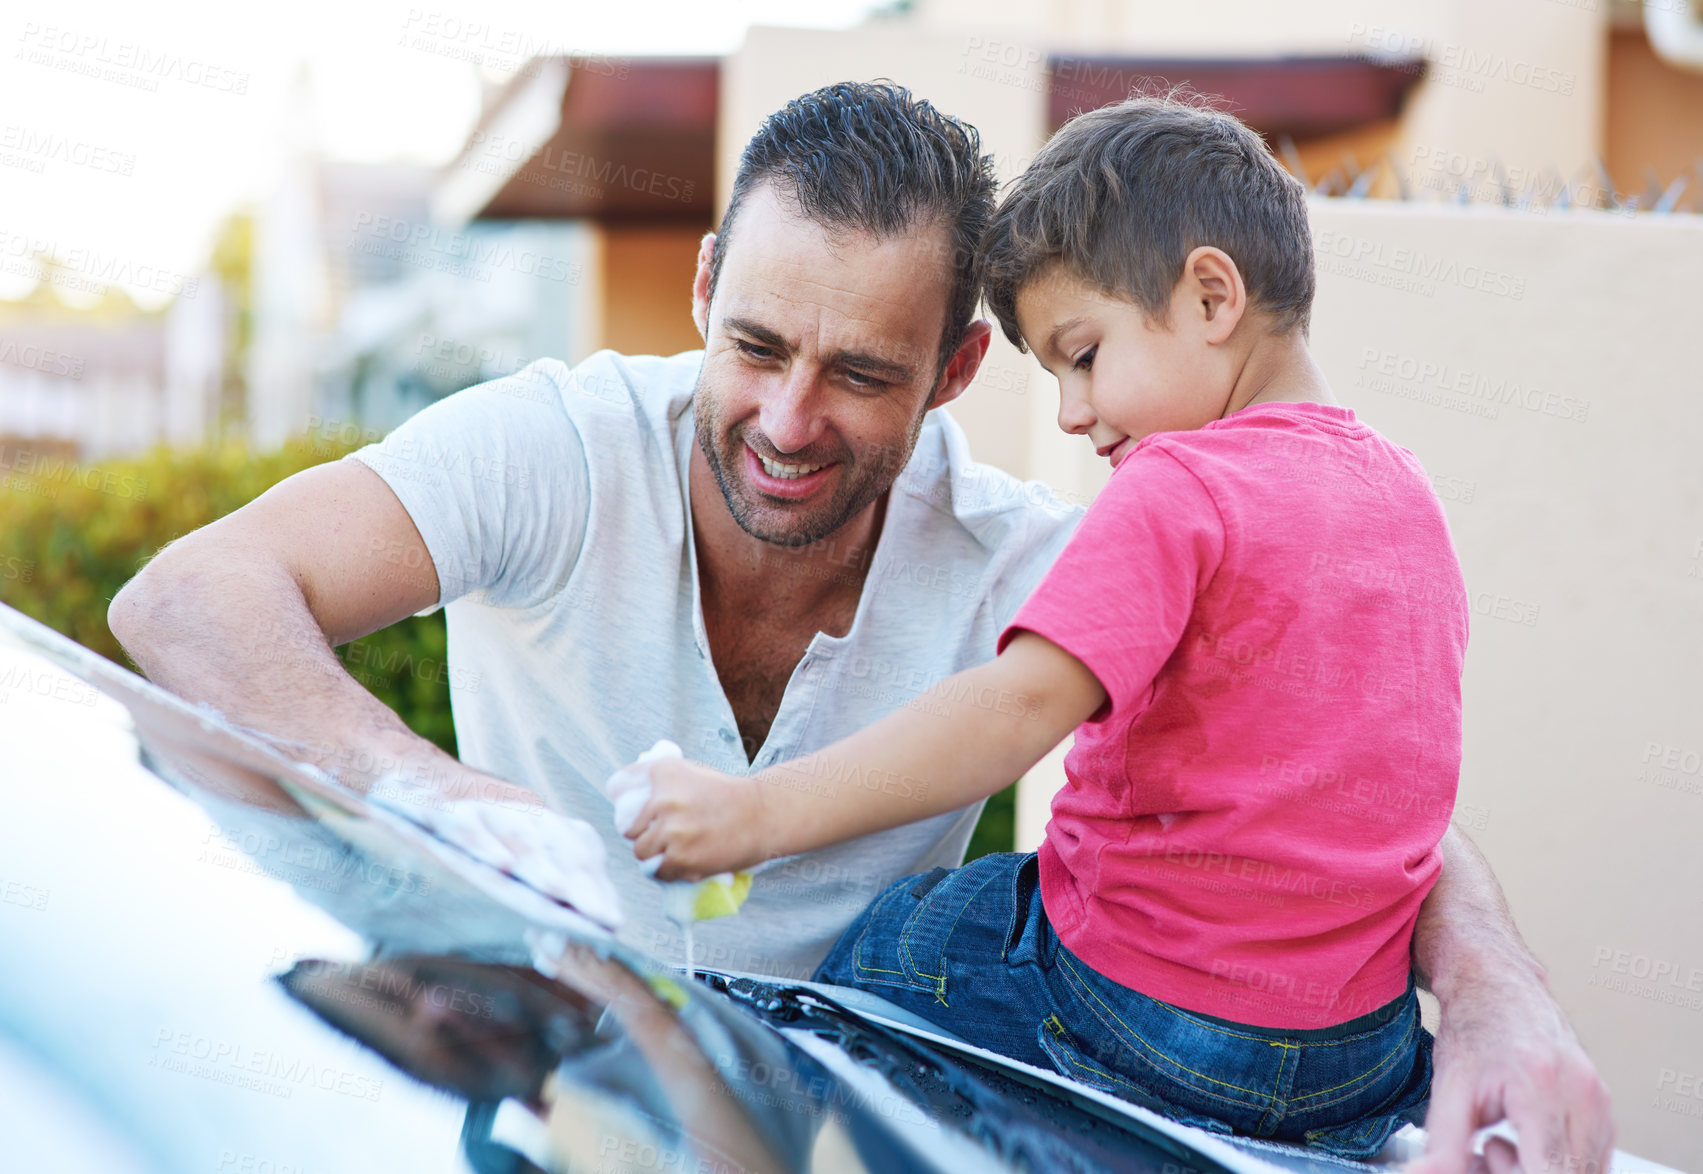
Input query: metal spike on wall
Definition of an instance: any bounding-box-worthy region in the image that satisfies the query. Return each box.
[1515,171,1540,212]
[1643,166,1667,209]
[1277,134,1309,187]
[1593,158,1621,210]
[1386,156,1412,202]
[1312,149,1699,214]
[1654,176,1687,214]
[1347,159,1380,199]
[1486,158,1509,206]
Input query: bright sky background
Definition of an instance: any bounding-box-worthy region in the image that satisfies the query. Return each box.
[0,0,886,308]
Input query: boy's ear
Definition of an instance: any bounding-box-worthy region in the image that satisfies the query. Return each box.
[691,232,717,341]
[1182,246,1246,344]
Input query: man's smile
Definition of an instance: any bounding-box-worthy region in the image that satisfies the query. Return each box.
[742,442,839,499]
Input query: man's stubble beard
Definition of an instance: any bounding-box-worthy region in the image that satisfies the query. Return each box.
[692,373,931,549]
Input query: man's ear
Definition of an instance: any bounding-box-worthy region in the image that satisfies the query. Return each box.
[691,232,717,341]
[927,319,993,410]
[1181,246,1246,345]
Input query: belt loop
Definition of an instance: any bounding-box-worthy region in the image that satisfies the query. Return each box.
[1003,852,1043,961]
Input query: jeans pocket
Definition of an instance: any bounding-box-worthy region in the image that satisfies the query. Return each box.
[1035,1022,1235,1136]
[1045,948,1286,1134]
[845,857,1012,1002]
[1300,1024,1434,1160]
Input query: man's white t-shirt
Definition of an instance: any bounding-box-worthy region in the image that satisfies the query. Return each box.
[350,349,1082,978]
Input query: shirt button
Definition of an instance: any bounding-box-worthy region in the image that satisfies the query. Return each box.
[719,728,736,743]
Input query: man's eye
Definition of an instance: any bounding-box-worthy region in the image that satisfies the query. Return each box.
[844,369,888,390]
[734,339,777,360]
[1072,345,1097,372]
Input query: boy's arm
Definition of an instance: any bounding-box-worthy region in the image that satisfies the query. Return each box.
[629,631,1104,879]
[760,631,1104,854]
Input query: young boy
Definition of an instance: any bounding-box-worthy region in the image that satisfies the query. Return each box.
[620,95,1468,1157]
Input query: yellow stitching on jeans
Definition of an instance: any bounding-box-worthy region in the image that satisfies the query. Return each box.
[1285,1015,1417,1111]
[1148,986,1397,1050]
[1050,1041,1162,1099]
[1151,999,1287,1042]
[899,867,1001,1006]
[903,868,1000,980]
[1290,1015,1415,1104]
[1056,953,1269,1104]
[1135,974,1420,1110]
[851,888,913,980]
[1260,1037,1291,1132]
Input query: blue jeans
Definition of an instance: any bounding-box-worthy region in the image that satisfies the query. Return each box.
[814,852,1432,1160]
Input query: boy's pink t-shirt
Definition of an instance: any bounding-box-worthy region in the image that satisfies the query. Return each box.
[998,402,1468,1029]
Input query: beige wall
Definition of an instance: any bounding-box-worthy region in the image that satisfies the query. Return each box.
[721,24,1701,1164]
[1392,0,1607,203]
[1305,199,1701,1171]
[913,0,1435,56]
[909,0,1609,207]
[1012,199,1703,1169]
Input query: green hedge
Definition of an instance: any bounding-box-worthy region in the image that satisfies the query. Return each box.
[0,434,1015,855]
[0,437,456,756]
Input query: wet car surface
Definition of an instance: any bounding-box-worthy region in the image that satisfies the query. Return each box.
[11,602,1668,1174]
[3,602,1272,1174]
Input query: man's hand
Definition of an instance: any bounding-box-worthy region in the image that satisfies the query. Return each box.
[622,758,770,882]
[1415,961,1614,1174]
[371,767,624,929]
[1413,828,1615,1174]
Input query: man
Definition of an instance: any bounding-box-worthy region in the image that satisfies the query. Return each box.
[111,81,1611,1173]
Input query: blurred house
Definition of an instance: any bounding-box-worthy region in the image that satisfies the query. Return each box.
[261,54,718,445]
[0,264,223,460]
[248,92,605,448]
[5,0,1700,458]
[413,0,1703,466]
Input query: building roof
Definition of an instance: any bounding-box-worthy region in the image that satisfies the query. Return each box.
[434,52,1422,227]
[1046,55,1425,138]
[434,57,717,227]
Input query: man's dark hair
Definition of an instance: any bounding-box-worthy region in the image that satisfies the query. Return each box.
[981,93,1315,348]
[709,81,997,377]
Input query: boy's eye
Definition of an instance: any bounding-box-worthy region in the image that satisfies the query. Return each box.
[1072,345,1097,372]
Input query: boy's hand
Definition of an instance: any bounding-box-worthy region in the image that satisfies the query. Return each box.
[623,758,771,881]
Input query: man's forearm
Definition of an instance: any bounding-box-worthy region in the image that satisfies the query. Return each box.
[1407,827,1615,1174]
[111,548,459,792]
[1413,825,1547,999]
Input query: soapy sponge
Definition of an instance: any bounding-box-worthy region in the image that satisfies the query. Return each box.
[603,739,753,922]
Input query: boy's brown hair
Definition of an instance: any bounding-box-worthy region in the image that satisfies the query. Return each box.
[981,93,1315,348]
